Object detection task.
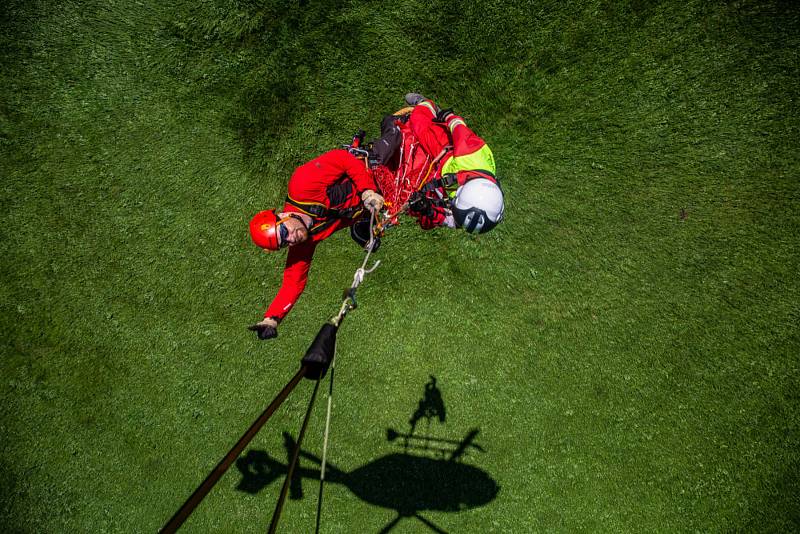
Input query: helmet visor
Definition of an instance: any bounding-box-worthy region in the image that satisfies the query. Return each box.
[452,206,499,234]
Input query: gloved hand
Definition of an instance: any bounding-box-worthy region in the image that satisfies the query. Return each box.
[248,317,278,340]
[434,108,455,123]
[417,207,448,230]
[405,92,427,106]
[407,191,434,217]
[361,189,385,213]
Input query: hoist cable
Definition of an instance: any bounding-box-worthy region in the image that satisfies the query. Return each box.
[160,366,308,533]
[268,377,322,533]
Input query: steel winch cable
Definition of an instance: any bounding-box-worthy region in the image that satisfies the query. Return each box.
[268,377,321,534]
[160,366,308,534]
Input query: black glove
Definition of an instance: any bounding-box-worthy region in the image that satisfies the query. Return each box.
[248,321,278,340]
[434,108,455,123]
[407,192,434,217]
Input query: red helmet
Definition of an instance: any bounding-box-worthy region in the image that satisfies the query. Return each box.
[249,210,282,251]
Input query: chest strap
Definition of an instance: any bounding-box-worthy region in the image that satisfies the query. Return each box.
[285,197,364,222]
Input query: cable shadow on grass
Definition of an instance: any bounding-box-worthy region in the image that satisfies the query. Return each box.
[235,376,499,533]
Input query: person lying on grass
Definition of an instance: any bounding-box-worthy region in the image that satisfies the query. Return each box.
[370,93,505,234]
[247,149,384,341]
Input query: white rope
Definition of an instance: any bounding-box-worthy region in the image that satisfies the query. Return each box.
[316,208,383,532]
[314,345,336,534]
[333,210,382,325]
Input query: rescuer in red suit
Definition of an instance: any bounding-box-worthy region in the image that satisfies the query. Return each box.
[248,149,384,340]
[372,93,504,233]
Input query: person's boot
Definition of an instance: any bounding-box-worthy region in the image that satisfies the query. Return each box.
[405,92,427,106]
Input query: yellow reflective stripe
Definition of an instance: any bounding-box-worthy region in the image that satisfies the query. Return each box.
[448,118,466,132]
[441,144,496,175]
[419,101,436,114]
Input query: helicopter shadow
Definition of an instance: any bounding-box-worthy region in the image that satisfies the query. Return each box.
[235,376,499,533]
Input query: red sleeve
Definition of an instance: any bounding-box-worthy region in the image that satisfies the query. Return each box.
[330,149,376,193]
[264,240,317,321]
[408,101,450,158]
[283,150,377,213]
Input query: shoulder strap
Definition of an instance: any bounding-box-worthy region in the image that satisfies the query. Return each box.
[285,196,328,218]
[285,196,363,234]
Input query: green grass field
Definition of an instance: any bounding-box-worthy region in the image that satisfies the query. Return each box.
[2,0,799,532]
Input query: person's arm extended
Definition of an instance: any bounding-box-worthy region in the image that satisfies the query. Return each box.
[264,240,317,322]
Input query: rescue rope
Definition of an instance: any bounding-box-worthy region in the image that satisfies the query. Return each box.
[315,348,335,534]
[416,145,453,192]
[314,209,381,532]
[332,210,381,326]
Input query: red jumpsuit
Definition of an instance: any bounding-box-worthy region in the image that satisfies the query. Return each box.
[399,100,497,228]
[264,149,376,322]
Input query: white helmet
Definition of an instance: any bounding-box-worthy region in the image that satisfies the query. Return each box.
[451,178,504,233]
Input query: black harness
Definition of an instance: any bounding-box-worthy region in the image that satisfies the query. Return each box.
[418,169,497,194]
[418,173,458,194]
[284,197,363,220]
[284,176,364,236]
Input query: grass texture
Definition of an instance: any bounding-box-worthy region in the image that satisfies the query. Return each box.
[1,0,799,532]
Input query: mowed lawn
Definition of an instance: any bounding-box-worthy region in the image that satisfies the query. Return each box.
[1,0,798,532]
